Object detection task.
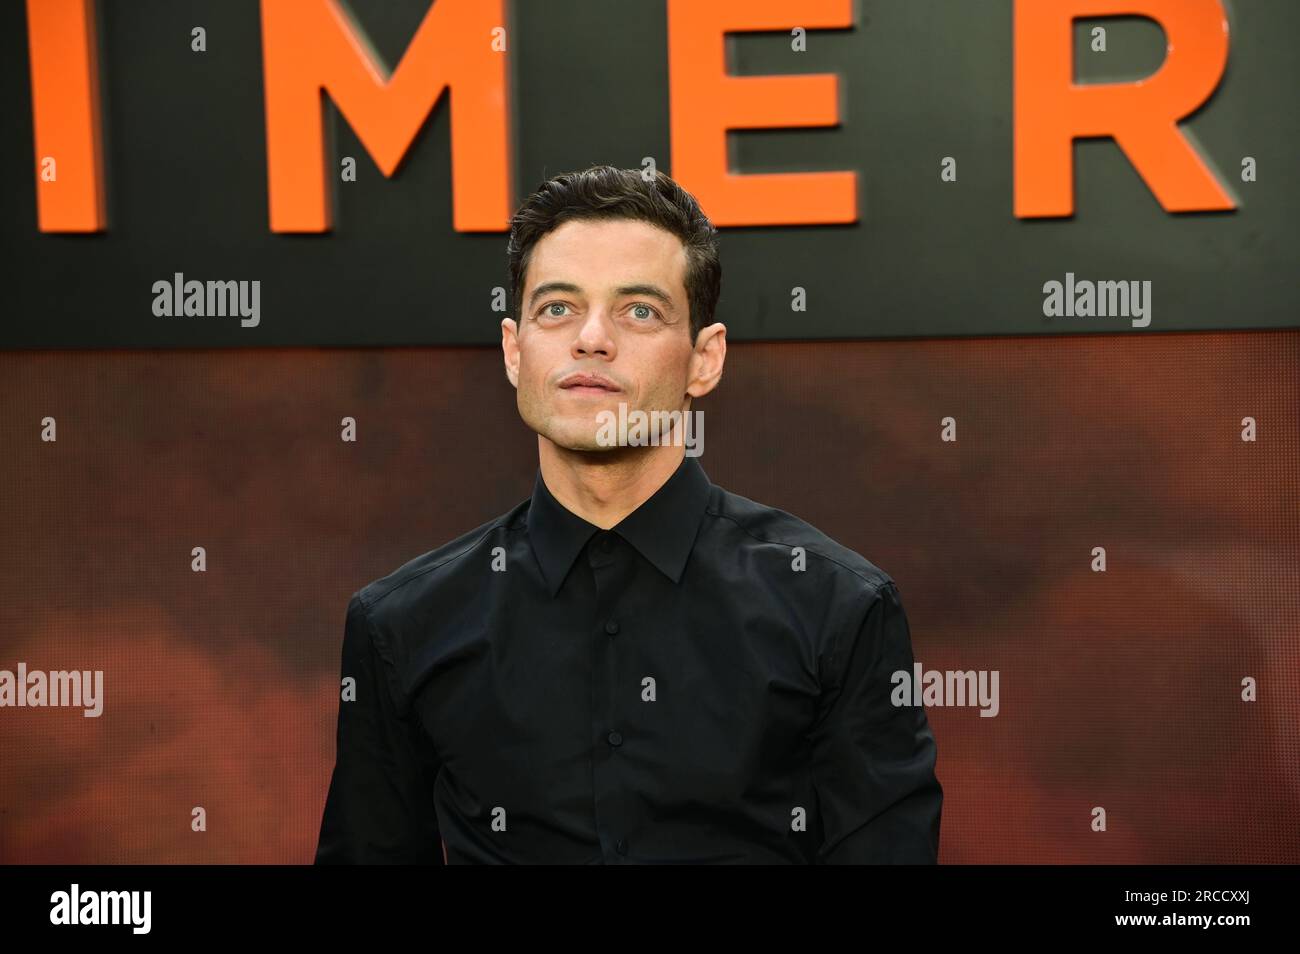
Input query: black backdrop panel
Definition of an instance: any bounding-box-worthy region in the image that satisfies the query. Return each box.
[1,0,1296,349]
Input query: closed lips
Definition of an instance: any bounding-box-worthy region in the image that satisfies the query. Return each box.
[560,374,620,390]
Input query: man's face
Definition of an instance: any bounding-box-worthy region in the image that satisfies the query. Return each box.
[502,217,702,452]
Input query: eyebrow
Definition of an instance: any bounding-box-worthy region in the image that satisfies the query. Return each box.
[528,281,676,310]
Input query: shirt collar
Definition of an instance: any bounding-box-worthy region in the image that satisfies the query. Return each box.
[526,455,712,596]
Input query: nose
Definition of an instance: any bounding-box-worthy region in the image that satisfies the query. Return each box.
[572,308,616,359]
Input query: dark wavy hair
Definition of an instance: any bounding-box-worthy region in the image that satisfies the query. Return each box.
[507,165,721,343]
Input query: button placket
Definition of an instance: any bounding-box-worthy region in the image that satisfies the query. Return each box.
[589,528,635,862]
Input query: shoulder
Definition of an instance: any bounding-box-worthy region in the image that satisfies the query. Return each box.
[704,481,896,594]
[353,498,529,623]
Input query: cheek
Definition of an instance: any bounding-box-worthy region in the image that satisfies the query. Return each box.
[636,346,692,404]
[518,346,566,412]
[515,343,547,393]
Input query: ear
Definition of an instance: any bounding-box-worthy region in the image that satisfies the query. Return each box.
[686,322,726,398]
[501,316,520,388]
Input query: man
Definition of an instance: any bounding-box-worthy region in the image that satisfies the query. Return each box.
[315,165,942,864]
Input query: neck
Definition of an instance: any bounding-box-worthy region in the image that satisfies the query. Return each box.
[538,439,686,529]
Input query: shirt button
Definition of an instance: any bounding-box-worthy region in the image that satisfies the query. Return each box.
[604,619,620,635]
[615,838,628,855]
[600,535,614,553]
[607,730,623,747]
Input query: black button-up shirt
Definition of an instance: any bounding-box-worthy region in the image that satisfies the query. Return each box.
[315,455,942,863]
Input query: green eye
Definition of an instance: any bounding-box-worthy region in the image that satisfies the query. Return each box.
[631,304,653,320]
[546,303,567,317]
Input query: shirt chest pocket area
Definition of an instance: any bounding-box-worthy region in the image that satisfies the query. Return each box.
[648,644,814,803]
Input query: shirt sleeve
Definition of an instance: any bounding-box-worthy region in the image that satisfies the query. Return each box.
[808,580,943,863]
[315,592,446,864]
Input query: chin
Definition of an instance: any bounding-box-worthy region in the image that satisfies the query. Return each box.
[531,416,606,453]
[550,432,616,453]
